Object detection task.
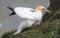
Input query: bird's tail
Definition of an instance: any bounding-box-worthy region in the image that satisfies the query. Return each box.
[7,7,15,16]
[7,7,14,11]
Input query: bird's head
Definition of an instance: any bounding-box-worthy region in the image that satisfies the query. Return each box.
[35,6,50,13]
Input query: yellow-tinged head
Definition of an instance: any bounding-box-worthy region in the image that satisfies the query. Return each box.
[36,6,50,13]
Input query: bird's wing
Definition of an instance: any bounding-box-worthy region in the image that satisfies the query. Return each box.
[14,7,35,20]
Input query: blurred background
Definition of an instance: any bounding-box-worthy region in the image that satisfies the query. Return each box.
[0,0,50,37]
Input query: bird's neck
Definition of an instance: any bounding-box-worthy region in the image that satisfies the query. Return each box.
[35,10,45,16]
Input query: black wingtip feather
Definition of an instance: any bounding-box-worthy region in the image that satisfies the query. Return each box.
[7,7,16,16]
[9,12,15,16]
[7,7,14,11]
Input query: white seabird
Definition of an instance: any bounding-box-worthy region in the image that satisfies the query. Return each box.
[7,5,50,35]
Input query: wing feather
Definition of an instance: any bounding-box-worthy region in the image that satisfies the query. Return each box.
[14,7,35,20]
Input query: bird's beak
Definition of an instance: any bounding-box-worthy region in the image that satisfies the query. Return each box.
[45,8,51,13]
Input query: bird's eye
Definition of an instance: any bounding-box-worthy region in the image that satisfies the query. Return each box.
[42,8,45,10]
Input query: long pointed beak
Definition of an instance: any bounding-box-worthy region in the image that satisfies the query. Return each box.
[45,8,51,13]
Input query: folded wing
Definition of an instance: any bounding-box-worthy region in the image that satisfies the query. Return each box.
[14,7,35,20]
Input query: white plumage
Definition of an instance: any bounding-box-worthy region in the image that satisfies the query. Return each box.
[14,7,42,20]
[7,6,50,35]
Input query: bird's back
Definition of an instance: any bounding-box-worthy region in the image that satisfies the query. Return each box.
[14,7,35,20]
